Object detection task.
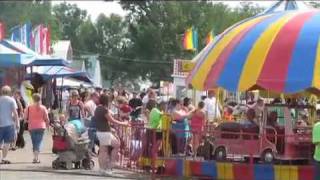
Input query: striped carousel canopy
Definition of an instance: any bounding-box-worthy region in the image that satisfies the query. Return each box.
[187,6,320,95]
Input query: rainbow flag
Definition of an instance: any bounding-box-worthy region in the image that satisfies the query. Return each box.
[182,27,198,51]
[205,30,215,45]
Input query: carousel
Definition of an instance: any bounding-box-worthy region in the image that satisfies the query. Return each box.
[162,1,320,179]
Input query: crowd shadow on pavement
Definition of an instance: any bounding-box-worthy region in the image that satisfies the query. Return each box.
[0,168,147,179]
[0,132,149,179]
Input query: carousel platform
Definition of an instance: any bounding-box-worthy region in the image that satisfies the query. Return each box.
[160,158,319,180]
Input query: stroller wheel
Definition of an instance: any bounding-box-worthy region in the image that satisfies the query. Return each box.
[82,159,94,170]
[65,162,73,170]
[74,161,81,169]
[52,161,58,169]
[89,160,95,170]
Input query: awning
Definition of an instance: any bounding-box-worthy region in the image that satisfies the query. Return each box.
[0,43,35,67]
[0,40,69,67]
[56,77,92,88]
[27,58,69,66]
[29,66,93,83]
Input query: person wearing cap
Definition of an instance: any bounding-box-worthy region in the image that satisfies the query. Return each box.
[0,86,19,164]
[66,90,85,121]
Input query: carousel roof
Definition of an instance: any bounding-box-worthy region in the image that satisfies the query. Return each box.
[187,1,320,94]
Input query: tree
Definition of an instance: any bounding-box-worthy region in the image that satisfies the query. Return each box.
[0,1,266,87]
[0,1,60,40]
[95,13,131,85]
[52,2,88,55]
[77,19,99,53]
[309,2,320,8]
[119,1,264,83]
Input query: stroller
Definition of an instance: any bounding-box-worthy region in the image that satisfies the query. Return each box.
[51,119,94,170]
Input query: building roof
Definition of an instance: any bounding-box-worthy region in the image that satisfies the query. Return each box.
[70,60,84,71]
[52,40,72,60]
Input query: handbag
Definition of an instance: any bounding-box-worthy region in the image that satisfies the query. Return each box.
[52,129,69,153]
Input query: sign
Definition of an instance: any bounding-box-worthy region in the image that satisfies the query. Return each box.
[181,61,195,72]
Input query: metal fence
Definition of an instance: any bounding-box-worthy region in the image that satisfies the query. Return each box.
[112,115,315,178]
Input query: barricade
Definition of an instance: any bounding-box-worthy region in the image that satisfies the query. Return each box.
[111,117,316,179]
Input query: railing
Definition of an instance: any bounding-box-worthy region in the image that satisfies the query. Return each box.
[110,116,315,178]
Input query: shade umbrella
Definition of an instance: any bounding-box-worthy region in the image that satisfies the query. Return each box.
[187,7,320,95]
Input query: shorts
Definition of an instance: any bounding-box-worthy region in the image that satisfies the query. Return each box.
[0,125,15,144]
[97,131,119,147]
[30,129,45,152]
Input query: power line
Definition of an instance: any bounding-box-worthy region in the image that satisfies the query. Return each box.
[73,49,173,65]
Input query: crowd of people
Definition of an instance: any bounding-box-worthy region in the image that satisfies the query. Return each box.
[0,84,223,174]
[2,84,320,176]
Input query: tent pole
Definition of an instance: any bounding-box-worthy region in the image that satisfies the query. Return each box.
[59,77,64,114]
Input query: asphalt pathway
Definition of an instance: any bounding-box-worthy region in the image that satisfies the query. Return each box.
[0,129,148,180]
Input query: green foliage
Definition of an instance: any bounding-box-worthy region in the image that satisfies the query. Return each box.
[95,14,129,83]
[52,2,88,53]
[0,1,60,41]
[119,1,264,82]
[0,1,264,86]
[309,2,320,8]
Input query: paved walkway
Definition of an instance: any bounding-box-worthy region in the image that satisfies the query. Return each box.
[0,130,149,180]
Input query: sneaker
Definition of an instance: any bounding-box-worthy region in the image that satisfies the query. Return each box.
[32,159,40,164]
[100,169,113,176]
[105,169,113,176]
[0,159,11,164]
[99,169,104,175]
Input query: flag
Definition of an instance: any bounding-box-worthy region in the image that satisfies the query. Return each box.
[10,22,32,48]
[10,25,21,42]
[42,26,51,54]
[47,27,51,54]
[21,22,32,48]
[32,24,51,55]
[182,27,198,51]
[0,22,5,40]
[205,30,215,45]
[32,24,43,54]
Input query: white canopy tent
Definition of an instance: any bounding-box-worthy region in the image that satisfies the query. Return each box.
[56,77,92,88]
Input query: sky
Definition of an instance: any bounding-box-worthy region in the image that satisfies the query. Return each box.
[52,1,127,21]
[52,1,277,22]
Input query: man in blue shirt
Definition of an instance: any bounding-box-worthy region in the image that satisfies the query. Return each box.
[0,86,18,164]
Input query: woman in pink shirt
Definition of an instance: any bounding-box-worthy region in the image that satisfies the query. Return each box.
[24,93,49,163]
[190,101,206,156]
